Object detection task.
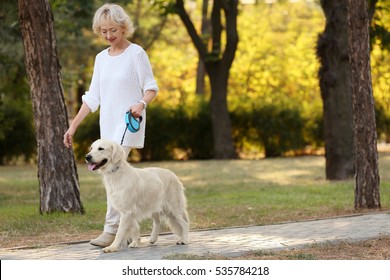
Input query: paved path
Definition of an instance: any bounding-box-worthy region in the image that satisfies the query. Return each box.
[1,212,389,260]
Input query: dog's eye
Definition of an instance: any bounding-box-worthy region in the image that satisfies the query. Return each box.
[98,147,104,151]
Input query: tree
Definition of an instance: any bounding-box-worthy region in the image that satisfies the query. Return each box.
[346,0,380,209]
[316,0,386,180]
[18,0,84,214]
[316,0,355,180]
[195,0,211,95]
[160,0,238,159]
[129,0,168,51]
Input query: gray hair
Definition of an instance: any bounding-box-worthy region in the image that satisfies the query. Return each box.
[92,3,135,38]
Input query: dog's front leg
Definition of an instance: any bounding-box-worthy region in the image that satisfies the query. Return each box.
[128,218,141,248]
[103,213,133,253]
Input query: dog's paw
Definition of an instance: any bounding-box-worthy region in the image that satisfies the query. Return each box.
[126,237,132,245]
[176,240,188,245]
[102,246,119,253]
[150,237,158,244]
[129,239,140,248]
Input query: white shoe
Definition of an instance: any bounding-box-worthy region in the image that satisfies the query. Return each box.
[90,232,115,247]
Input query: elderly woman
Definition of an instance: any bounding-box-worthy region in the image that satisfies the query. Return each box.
[64,3,159,247]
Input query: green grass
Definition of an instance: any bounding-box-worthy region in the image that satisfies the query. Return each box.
[1,153,389,248]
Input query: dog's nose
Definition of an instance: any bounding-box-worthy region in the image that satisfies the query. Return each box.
[85,154,92,162]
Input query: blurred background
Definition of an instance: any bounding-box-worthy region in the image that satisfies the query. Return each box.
[1,0,389,163]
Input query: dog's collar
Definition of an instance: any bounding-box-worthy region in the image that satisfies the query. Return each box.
[109,165,120,173]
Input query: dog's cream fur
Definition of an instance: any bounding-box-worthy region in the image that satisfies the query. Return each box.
[85,139,189,253]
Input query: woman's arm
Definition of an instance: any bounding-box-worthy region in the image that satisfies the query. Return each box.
[130,90,157,118]
[63,103,91,148]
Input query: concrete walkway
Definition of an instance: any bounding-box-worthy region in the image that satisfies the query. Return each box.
[1,212,389,260]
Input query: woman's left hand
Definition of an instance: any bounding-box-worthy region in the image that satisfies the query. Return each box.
[130,103,144,118]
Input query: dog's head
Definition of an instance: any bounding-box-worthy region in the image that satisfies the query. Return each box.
[85,139,126,172]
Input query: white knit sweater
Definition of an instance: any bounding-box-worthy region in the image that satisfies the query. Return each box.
[82,44,159,148]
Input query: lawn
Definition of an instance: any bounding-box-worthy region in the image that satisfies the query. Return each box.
[1,152,389,248]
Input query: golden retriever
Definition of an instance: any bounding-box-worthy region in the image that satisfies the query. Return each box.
[85,139,189,253]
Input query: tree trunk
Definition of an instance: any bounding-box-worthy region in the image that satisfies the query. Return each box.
[317,0,355,180]
[18,0,84,214]
[195,0,211,95]
[346,0,380,209]
[208,64,237,159]
[196,60,206,95]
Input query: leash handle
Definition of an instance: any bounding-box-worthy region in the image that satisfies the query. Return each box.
[126,110,142,132]
[121,110,143,145]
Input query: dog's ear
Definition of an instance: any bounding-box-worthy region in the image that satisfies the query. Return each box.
[111,142,126,163]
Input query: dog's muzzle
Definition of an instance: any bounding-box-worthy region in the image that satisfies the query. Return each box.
[85,154,107,171]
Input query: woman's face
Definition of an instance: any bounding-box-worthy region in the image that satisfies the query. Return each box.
[99,19,125,46]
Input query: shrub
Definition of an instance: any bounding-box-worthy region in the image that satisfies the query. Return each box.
[376,103,390,143]
[252,105,306,157]
[232,103,309,157]
[142,101,213,160]
[0,101,36,164]
[69,101,388,161]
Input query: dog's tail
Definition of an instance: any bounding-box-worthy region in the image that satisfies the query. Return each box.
[172,175,188,212]
[165,172,190,234]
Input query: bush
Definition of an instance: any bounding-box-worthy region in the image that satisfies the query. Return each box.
[141,105,182,160]
[184,101,213,159]
[142,100,213,160]
[232,104,307,157]
[0,101,36,164]
[257,105,306,157]
[376,103,390,143]
[302,104,324,150]
[70,101,388,161]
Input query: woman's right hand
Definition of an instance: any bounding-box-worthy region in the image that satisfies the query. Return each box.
[64,126,76,148]
[63,103,91,148]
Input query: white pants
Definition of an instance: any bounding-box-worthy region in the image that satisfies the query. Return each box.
[103,146,131,234]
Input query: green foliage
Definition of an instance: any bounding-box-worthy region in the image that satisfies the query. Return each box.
[150,0,178,16]
[371,45,390,136]
[0,101,36,164]
[301,103,324,149]
[376,103,390,142]
[50,0,94,35]
[142,105,183,160]
[0,0,36,164]
[232,102,317,158]
[251,105,306,157]
[183,99,214,159]
[124,1,169,50]
[370,0,390,50]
